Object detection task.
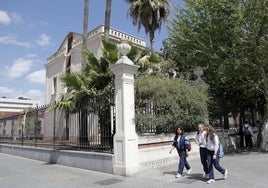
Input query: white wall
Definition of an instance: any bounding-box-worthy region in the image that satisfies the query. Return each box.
[138,133,200,172]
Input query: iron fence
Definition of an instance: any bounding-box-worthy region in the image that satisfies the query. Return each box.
[0,89,115,153]
[135,98,176,135]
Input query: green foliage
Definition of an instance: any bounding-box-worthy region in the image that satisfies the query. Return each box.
[164,0,268,124]
[125,0,171,52]
[25,111,39,136]
[135,75,208,133]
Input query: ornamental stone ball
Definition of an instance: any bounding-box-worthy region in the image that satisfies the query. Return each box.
[117,41,131,56]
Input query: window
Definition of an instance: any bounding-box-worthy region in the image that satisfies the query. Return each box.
[67,33,73,53]
[66,56,71,73]
[53,77,57,95]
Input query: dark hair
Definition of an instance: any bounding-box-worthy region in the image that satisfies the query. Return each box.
[175,127,184,136]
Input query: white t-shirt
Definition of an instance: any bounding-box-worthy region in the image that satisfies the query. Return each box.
[177,135,181,149]
[195,131,207,148]
[206,133,219,152]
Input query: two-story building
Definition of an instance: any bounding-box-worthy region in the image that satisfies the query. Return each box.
[45,25,146,104]
[43,25,146,142]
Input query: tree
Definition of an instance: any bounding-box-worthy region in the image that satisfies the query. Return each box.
[239,0,268,151]
[104,0,112,41]
[135,75,208,134]
[54,40,142,145]
[125,0,170,53]
[82,0,89,69]
[164,0,267,131]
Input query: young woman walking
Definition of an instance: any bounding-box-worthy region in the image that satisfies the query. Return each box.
[169,127,192,178]
[194,123,209,178]
[206,125,228,184]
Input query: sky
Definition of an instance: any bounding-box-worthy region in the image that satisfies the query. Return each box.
[0,0,180,105]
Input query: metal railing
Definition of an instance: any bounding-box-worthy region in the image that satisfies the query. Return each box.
[0,90,115,153]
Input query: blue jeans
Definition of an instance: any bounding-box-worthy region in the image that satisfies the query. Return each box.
[207,149,226,179]
[177,150,191,175]
[200,147,209,174]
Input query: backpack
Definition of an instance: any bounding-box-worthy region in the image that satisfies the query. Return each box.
[219,143,224,158]
[176,135,191,152]
[244,126,251,136]
[184,136,192,152]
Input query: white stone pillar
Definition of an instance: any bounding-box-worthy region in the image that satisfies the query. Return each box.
[110,42,139,176]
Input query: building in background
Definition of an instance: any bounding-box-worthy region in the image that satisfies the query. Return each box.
[0,97,38,116]
[45,25,146,104]
[0,97,40,139]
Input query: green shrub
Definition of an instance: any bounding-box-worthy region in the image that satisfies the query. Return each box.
[135,75,208,134]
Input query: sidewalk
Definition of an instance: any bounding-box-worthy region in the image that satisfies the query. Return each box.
[135,150,268,188]
[0,150,267,188]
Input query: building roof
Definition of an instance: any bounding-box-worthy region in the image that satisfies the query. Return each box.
[0,97,39,113]
[46,25,146,63]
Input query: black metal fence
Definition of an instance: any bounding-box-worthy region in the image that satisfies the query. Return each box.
[135,98,176,135]
[0,89,115,153]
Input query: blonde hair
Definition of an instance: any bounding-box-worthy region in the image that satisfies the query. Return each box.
[208,125,216,144]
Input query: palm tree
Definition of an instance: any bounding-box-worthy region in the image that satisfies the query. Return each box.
[104,0,112,41]
[82,0,89,69]
[125,0,170,54]
[54,40,118,146]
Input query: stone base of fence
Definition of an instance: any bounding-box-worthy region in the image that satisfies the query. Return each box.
[138,133,200,172]
[0,144,113,174]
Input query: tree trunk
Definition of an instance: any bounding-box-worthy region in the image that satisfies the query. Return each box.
[239,108,245,148]
[82,0,89,69]
[104,0,112,41]
[149,31,155,54]
[260,99,268,151]
[223,113,229,129]
[259,68,268,151]
[79,111,88,146]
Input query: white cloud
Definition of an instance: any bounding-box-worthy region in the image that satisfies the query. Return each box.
[26,69,45,85]
[0,86,44,105]
[10,12,22,24]
[0,86,15,95]
[36,33,50,46]
[25,54,38,58]
[0,10,22,25]
[0,34,32,48]
[6,57,33,79]
[24,89,44,105]
[0,10,11,25]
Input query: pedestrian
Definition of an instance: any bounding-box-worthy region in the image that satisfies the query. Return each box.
[206,125,228,184]
[243,119,253,149]
[194,123,209,178]
[169,127,192,178]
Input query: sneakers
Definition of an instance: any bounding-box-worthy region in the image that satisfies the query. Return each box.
[207,179,215,184]
[175,173,182,178]
[186,168,192,175]
[202,173,209,179]
[223,169,228,179]
[176,169,192,178]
